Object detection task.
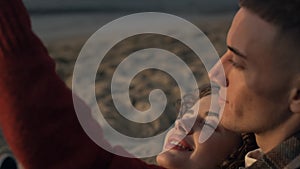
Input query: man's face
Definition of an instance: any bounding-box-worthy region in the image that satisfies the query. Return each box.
[209,8,293,134]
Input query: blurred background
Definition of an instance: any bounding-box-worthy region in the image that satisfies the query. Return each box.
[24,0,238,14]
[4,0,239,164]
[23,0,238,41]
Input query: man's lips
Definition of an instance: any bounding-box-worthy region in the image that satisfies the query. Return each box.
[165,137,194,152]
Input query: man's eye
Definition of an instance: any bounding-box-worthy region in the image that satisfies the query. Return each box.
[228,59,244,70]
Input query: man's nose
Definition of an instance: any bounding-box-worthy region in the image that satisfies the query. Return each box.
[208,57,229,87]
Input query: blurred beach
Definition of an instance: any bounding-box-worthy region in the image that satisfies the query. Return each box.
[2,0,237,165]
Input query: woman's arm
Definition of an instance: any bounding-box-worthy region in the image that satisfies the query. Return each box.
[0,1,163,169]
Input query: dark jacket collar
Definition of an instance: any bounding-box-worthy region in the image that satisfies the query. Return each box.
[248,131,300,169]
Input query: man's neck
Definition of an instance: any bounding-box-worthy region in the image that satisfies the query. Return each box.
[255,114,300,153]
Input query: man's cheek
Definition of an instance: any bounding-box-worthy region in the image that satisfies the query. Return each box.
[243,70,255,87]
[231,86,255,116]
[244,72,268,96]
[230,96,244,118]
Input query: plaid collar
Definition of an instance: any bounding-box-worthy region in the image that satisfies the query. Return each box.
[247,131,300,169]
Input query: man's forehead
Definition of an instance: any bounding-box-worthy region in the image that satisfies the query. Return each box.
[227,8,277,56]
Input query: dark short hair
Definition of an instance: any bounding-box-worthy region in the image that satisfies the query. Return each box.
[239,0,300,66]
[239,0,300,30]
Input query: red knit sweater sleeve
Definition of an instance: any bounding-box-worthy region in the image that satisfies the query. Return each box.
[0,0,163,169]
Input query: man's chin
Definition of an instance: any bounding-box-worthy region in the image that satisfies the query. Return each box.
[220,116,240,132]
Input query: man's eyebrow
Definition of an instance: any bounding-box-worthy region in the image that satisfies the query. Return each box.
[227,45,247,59]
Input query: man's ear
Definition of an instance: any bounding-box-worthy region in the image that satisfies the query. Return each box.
[290,76,300,114]
[290,89,300,113]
